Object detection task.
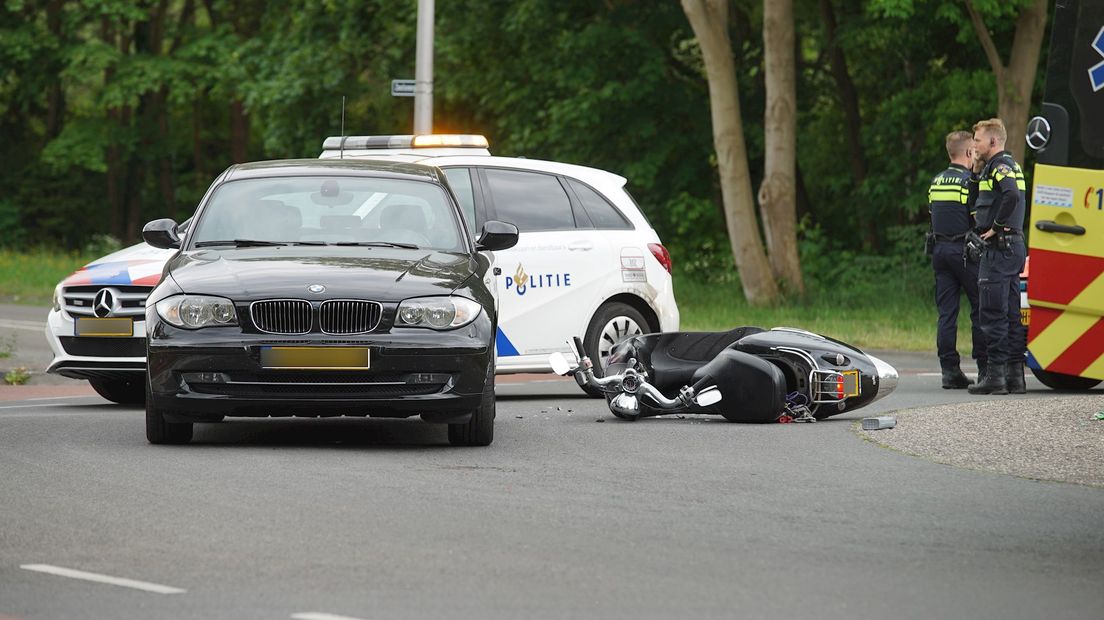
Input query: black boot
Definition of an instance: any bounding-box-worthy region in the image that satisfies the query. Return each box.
[968,366,1008,395]
[977,360,988,384]
[1006,361,1026,394]
[941,366,972,389]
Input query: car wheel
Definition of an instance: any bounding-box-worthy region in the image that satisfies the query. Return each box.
[89,377,145,405]
[580,302,649,398]
[448,361,495,446]
[145,380,193,445]
[1030,367,1102,391]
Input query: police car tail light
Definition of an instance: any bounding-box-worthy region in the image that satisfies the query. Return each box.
[648,243,672,274]
[396,296,481,330]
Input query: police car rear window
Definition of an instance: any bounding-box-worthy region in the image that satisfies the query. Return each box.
[568,179,631,230]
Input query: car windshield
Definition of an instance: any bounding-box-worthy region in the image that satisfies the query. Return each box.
[189,175,465,252]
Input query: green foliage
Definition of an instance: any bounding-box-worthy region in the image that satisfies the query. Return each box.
[0,0,1049,310]
[4,367,30,386]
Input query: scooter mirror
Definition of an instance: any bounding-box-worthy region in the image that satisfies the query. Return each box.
[549,352,573,376]
[695,386,723,407]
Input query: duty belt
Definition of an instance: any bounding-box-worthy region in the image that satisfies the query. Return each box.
[933,232,968,242]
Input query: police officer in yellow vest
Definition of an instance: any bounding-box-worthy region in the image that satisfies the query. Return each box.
[927,131,986,388]
[968,118,1027,395]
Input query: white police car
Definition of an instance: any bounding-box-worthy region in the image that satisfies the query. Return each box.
[45,135,679,399]
[319,135,680,386]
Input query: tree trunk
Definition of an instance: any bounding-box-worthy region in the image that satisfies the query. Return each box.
[758,0,804,295]
[45,0,64,141]
[102,18,124,240]
[818,0,866,184]
[965,0,1048,163]
[680,0,779,305]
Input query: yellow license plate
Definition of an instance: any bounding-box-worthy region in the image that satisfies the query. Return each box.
[261,346,370,369]
[842,369,861,397]
[74,317,133,337]
[1020,308,1030,326]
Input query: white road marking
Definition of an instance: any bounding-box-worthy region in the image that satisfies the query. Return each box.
[19,564,185,594]
[292,613,371,620]
[0,403,68,411]
[0,319,46,332]
[24,396,98,402]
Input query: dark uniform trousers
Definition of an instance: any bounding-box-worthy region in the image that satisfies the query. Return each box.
[932,241,984,369]
[978,235,1026,367]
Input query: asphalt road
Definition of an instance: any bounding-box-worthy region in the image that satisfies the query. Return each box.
[1,341,1102,619]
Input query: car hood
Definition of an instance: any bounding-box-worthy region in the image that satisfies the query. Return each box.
[166,247,477,301]
[61,242,174,288]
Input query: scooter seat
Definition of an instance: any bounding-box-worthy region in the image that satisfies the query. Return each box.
[607,328,765,395]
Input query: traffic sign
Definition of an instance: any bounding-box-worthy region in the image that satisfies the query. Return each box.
[391,79,416,97]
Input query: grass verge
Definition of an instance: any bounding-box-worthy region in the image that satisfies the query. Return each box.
[0,248,97,305]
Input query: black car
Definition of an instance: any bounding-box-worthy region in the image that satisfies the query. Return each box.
[141,159,518,446]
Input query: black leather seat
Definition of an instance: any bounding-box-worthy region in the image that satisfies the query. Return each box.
[607,327,766,395]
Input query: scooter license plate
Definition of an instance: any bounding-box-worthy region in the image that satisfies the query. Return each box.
[842,370,860,397]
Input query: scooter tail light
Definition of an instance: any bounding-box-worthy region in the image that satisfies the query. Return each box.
[648,243,672,274]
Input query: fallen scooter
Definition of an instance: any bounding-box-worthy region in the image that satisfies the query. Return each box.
[549,327,898,423]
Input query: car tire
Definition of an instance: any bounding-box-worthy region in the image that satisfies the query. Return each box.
[580,302,649,398]
[145,380,193,445]
[1029,367,1102,391]
[448,361,495,446]
[89,377,145,405]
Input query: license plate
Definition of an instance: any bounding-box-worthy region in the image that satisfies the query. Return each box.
[1020,308,1030,326]
[74,317,133,337]
[842,369,861,397]
[261,346,370,369]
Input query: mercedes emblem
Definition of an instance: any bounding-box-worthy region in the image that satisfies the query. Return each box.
[92,288,118,317]
[1025,116,1051,151]
[308,284,326,294]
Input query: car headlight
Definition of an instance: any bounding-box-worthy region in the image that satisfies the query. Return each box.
[52,283,63,312]
[396,296,482,330]
[155,295,237,328]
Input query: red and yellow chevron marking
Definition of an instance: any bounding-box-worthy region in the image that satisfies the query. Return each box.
[1027,163,1104,381]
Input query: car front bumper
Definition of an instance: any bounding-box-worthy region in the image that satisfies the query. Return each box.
[45,309,147,381]
[147,316,494,423]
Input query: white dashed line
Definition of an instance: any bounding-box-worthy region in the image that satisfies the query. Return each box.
[19,564,186,594]
[291,613,371,620]
[0,403,68,411]
[0,319,46,332]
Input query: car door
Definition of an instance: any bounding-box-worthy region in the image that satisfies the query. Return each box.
[478,167,614,357]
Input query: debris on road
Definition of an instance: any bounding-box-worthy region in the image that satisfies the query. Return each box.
[862,416,898,430]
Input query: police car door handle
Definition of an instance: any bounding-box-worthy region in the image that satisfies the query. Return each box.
[568,240,594,251]
[1035,220,1086,235]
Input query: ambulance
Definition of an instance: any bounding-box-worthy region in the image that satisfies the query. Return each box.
[1022,0,1103,390]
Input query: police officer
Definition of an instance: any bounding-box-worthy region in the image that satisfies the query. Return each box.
[927,131,986,388]
[967,118,1027,395]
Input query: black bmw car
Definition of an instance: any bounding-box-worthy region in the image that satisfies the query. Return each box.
[141,159,518,446]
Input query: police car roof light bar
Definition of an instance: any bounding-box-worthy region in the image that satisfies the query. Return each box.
[321,134,489,151]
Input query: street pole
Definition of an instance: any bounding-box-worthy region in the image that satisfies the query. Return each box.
[414,0,434,134]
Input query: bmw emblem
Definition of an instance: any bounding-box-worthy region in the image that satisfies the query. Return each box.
[308,284,326,294]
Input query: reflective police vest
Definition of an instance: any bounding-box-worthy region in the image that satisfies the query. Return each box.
[975,151,1026,231]
[927,163,974,237]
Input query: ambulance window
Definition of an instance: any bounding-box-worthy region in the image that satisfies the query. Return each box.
[484,168,576,232]
[567,179,632,230]
[442,167,477,236]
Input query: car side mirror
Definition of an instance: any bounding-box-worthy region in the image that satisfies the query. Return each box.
[475,220,519,252]
[143,218,181,249]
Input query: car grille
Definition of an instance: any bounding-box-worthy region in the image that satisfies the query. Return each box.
[63,285,152,318]
[59,336,146,357]
[319,300,382,334]
[250,299,382,334]
[184,372,448,399]
[251,300,313,334]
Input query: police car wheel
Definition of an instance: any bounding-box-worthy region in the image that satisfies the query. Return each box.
[581,303,648,398]
[1029,367,1102,391]
[88,377,145,405]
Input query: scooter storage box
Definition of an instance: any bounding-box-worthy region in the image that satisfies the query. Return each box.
[689,349,786,423]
